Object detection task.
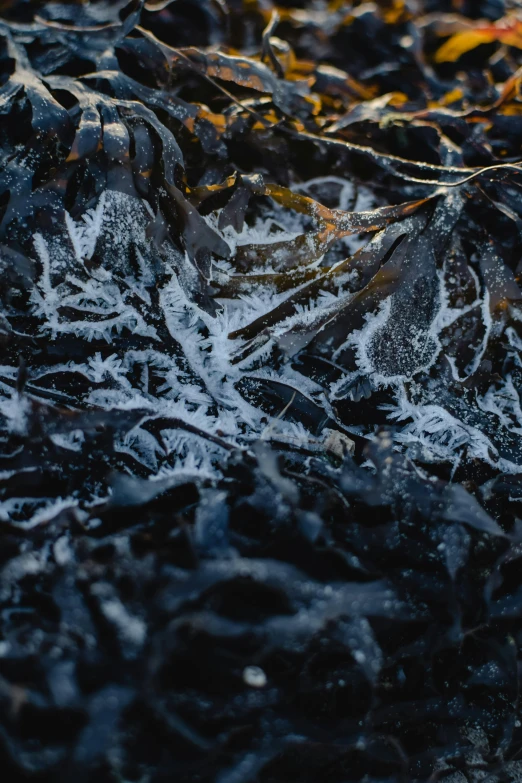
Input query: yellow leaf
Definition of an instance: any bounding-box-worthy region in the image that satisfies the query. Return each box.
[437,87,464,106]
[435,30,497,63]
[500,104,522,116]
[383,1,410,25]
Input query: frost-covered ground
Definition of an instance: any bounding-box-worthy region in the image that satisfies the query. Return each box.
[1,176,375,522]
[3,174,522,527]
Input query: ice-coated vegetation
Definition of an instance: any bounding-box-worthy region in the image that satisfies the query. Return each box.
[2,169,522,528]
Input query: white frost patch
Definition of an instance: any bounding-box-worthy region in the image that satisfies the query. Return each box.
[50,430,86,452]
[204,211,303,257]
[1,392,31,435]
[53,535,74,567]
[387,385,522,474]
[100,598,147,647]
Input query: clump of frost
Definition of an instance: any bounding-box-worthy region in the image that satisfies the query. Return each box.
[0,391,31,435]
[386,382,522,475]
[4,178,522,528]
[2,186,347,525]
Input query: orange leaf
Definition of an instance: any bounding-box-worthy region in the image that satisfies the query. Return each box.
[435,17,522,62]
